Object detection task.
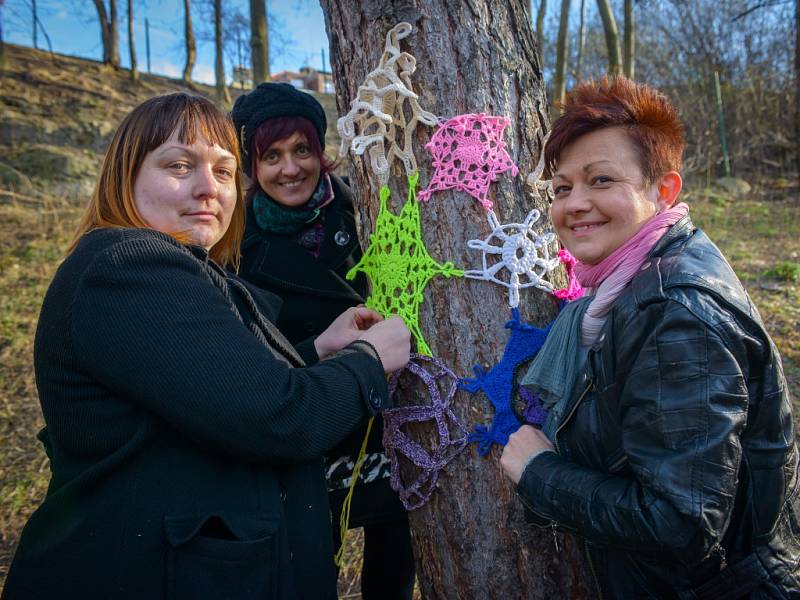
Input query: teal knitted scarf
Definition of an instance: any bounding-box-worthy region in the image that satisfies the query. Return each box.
[252,174,333,235]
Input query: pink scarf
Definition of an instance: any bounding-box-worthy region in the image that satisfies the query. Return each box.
[574,203,690,346]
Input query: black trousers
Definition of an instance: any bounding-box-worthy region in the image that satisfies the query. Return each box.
[330,479,415,600]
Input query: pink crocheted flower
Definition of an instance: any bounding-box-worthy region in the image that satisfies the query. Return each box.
[418,113,519,211]
[553,249,585,301]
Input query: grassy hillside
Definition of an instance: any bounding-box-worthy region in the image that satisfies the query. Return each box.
[1,44,798,595]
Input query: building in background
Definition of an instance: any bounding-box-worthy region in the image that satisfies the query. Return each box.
[271,67,334,93]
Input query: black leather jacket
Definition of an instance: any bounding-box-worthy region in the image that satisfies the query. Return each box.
[517,217,800,599]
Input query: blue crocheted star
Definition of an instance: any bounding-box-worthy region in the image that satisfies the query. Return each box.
[460,308,552,456]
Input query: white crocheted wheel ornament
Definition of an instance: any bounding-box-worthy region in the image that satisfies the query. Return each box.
[464,209,560,308]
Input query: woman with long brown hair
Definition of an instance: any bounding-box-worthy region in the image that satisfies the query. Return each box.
[2,92,410,600]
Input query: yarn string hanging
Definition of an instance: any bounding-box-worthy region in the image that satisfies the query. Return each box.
[337,22,438,187]
[460,309,552,456]
[553,248,585,301]
[418,113,519,211]
[382,354,469,510]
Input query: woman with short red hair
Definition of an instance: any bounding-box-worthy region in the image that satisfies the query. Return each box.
[501,77,799,598]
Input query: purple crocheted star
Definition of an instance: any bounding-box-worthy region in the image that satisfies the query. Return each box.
[460,309,552,456]
[382,354,469,510]
[418,113,519,211]
[519,386,548,426]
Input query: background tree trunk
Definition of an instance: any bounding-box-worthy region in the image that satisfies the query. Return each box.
[575,0,587,81]
[182,0,196,82]
[596,0,621,75]
[535,0,547,69]
[250,0,269,84]
[127,0,137,80]
[92,0,120,67]
[553,0,571,110]
[623,0,635,79]
[795,0,799,181]
[213,0,230,104]
[320,1,590,597]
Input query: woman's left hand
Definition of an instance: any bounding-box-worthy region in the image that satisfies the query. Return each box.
[314,306,384,359]
[500,425,555,485]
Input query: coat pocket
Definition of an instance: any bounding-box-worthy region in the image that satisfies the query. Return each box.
[164,512,280,600]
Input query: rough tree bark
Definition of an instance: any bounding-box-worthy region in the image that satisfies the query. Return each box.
[127,0,137,81]
[213,0,230,104]
[92,0,120,67]
[623,0,635,79]
[182,0,196,82]
[320,1,590,598]
[796,0,799,181]
[250,0,269,84]
[596,0,621,75]
[553,0,571,110]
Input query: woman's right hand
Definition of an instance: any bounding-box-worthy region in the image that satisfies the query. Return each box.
[358,316,411,373]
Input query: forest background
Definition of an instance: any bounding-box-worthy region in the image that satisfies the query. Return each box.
[0,0,798,597]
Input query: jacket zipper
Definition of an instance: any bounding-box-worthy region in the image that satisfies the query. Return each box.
[585,541,605,600]
[553,380,593,454]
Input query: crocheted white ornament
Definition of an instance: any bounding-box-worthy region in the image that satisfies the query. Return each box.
[464,209,560,308]
[337,22,437,186]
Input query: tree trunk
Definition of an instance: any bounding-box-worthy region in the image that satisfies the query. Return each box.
[623,0,634,79]
[575,0,587,81]
[795,0,799,182]
[596,0,621,75]
[182,0,196,82]
[320,2,590,597]
[92,0,120,67]
[535,0,547,69]
[214,0,231,104]
[553,0,571,111]
[127,0,138,80]
[250,0,269,84]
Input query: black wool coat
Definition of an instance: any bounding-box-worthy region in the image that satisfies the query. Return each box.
[239,176,404,525]
[2,227,390,600]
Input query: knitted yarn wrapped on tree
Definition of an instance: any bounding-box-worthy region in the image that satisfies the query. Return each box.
[418,113,519,211]
[346,173,463,356]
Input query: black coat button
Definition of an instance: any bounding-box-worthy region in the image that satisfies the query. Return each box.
[304,321,316,332]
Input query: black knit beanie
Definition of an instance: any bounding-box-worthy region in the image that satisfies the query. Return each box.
[231,82,327,177]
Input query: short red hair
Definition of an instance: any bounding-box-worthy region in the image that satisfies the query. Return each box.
[545,76,685,185]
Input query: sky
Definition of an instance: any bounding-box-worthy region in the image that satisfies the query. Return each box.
[3,0,331,85]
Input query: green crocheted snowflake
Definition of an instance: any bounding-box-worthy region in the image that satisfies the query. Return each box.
[347,173,463,356]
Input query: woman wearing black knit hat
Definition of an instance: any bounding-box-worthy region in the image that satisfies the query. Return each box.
[232,82,415,600]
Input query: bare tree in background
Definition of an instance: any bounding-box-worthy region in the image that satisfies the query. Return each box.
[213,0,230,103]
[553,0,571,109]
[183,0,196,82]
[575,0,587,80]
[320,1,591,596]
[127,0,137,80]
[535,0,547,68]
[0,0,6,71]
[92,0,120,68]
[623,0,635,78]
[596,0,621,74]
[250,0,269,84]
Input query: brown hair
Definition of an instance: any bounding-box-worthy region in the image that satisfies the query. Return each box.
[545,76,685,185]
[68,93,244,269]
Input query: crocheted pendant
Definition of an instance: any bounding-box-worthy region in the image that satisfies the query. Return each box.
[337,22,437,187]
[346,173,463,356]
[464,209,560,308]
[418,113,519,210]
[553,248,585,301]
[383,354,468,510]
[460,309,552,456]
